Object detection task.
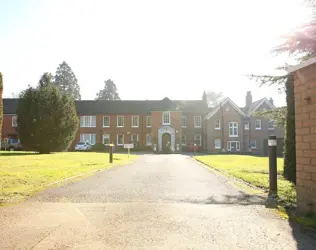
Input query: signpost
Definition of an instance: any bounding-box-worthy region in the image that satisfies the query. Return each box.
[124,143,134,159]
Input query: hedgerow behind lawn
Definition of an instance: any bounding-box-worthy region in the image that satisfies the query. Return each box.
[0,152,135,204]
[194,155,296,206]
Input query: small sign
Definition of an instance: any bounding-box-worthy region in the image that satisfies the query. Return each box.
[268,139,277,146]
[124,143,134,149]
[105,143,114,147]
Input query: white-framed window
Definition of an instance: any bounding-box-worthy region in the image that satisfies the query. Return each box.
[181,135,187,146]
[255,120,262,130]
[117,134,124,145]
[12,116,17,127]
[215,139,221,149]
[103,134,110,144]
[268,120,275,130]
[250,139,257,149]
[162,111,171,125]
[244,123,249,130]
[103,116,110,127]
[132,116,139,127]
[131,134,139,143]
[80,133,96,145]
[146,116,152,127]
[215,119,220,130]
[227,141,240,151]
[229,122,238,137]
[146,134,152,146]
[80,116,96,128]
[194,134,202,146]
[182,116,187,128]
[117,116,124,127]
[194,116,202,128]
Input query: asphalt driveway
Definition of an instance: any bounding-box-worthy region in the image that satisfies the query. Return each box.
[0,154,315,249]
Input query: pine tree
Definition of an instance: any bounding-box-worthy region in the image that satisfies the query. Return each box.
[95,79,121,100]
[16,82,78,153]
[38,72,53,88]
[54,61,81,100]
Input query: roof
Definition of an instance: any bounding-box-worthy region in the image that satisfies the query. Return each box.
[247,98,276,116]
[173,100,208,113]
[3,98,19,114]
[287,56,316,73]
[2,98,208,115]
[205,97,246,120]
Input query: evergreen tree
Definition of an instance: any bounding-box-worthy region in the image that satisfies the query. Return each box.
[16,83,78,153]
[38,72,53,88]
[0,73,3,142]
[283,75,296,183]
[95,79,121,100]
[54,61,81,100]
[206,91,224,107]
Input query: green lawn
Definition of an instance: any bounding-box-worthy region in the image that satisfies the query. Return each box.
[0,152,135,204]
[194,155,296,205]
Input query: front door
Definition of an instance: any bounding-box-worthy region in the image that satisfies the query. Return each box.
[228,141,240,152]
[162,133,171,152]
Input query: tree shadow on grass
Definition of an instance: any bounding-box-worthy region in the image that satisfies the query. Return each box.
[0,152,37,157]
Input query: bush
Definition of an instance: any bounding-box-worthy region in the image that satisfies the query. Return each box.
[91,143,107,152]
[284,74,296,184]
[16,84,78,153]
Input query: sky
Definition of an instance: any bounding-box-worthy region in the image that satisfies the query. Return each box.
[0,0,312,107]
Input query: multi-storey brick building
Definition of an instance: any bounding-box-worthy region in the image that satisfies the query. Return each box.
[1,92,284,154]
[204,92,284,154]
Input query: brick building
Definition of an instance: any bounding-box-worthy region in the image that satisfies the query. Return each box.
[204,93,284,154]
[1,92,283,154]
[288,57,316,213]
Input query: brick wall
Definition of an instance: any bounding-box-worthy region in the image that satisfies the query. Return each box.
[294,63,316,213]
[1,115,17,139]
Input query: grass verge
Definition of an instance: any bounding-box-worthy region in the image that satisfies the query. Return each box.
[194,155,316,230]
[0,152,136,204]
[194,155,296,206]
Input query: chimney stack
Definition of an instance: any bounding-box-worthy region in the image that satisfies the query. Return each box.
[246,91,252,107]
[269,97,274,106]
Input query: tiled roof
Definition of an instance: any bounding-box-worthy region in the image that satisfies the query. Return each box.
[2,98,208,115]
[3,98,19,114]
[244,98,264,116]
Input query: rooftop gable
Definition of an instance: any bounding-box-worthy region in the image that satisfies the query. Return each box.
[205,97,246,120]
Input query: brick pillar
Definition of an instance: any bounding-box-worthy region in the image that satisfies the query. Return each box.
[294,66,316,214]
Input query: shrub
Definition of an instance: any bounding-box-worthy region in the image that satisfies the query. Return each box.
[284,74,296,183]
[91,143,107,152]
[16,84,78,153]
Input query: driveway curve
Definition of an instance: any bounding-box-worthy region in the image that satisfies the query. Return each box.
[0,154,315,249]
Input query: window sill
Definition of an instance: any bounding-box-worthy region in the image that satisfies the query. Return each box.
[117,126,124,128]
[132,126,139,128]
[229,135,238,138]
[214,128,221,130]
[255,128,262,130]
[215,147,221,149]
[268,128,275,130]
[194,126,202,128]
[182,126,187,128]
[146,126,152,128]
[162,123,171,126]
[103,126,110,128]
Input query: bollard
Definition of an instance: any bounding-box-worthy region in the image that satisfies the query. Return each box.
[268,135,277,195]
[109,145,113,163]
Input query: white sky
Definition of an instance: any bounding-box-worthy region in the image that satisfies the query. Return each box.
[0,0,312,107]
